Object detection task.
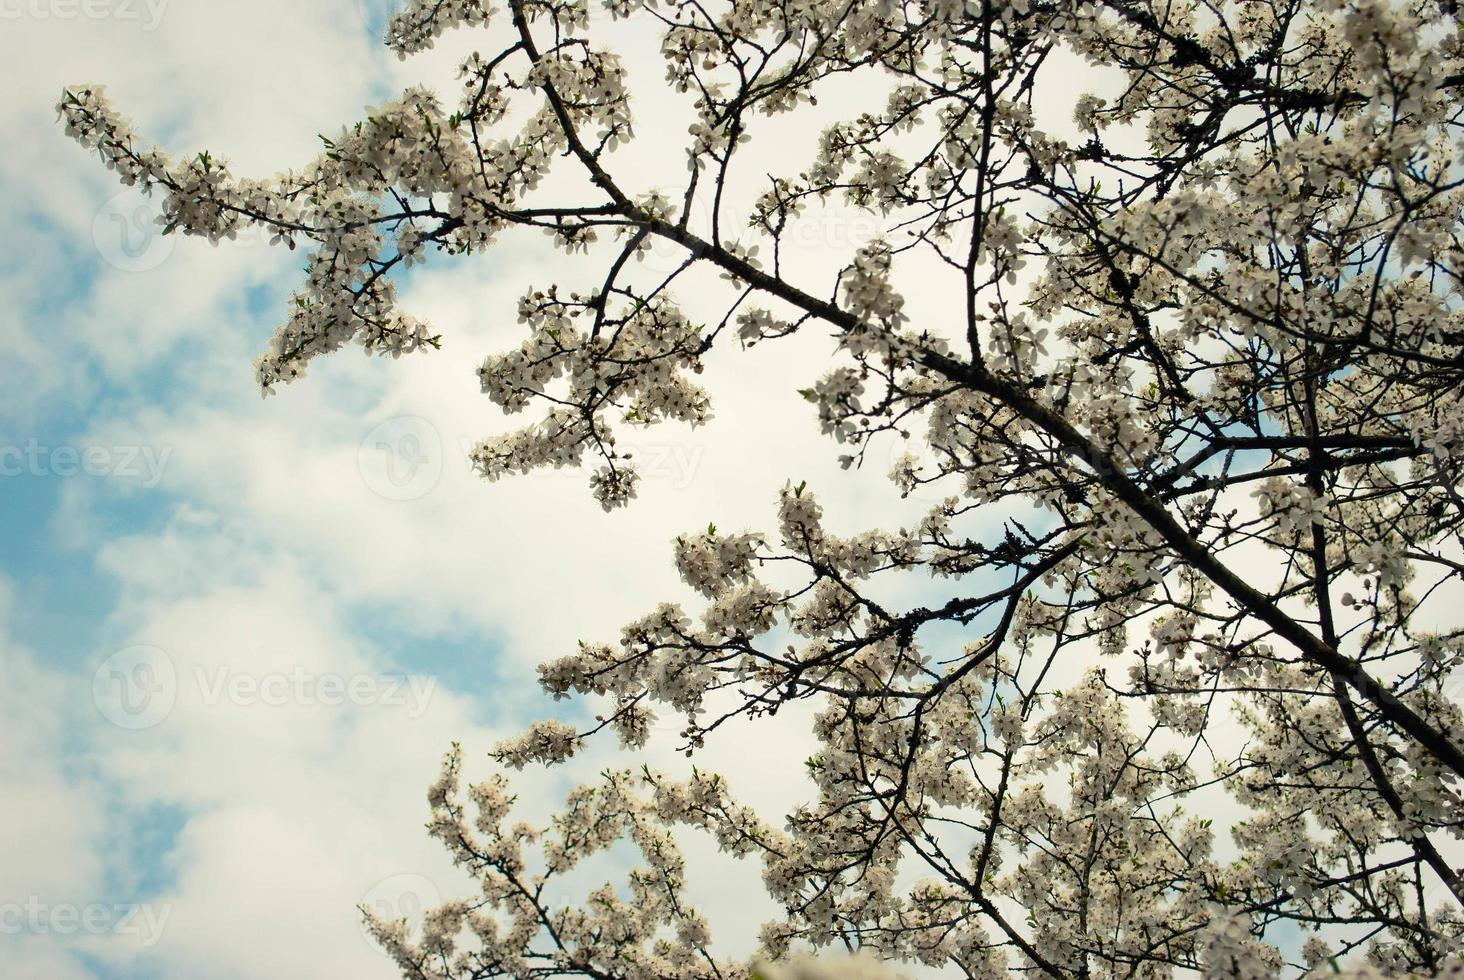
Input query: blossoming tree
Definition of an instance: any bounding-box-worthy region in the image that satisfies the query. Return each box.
[61,0,1464,975]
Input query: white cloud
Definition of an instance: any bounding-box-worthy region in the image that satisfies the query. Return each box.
[0,577,110,908]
